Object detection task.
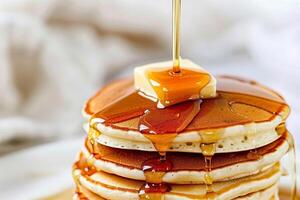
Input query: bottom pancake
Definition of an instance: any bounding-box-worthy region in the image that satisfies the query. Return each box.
[74,183,279,200]
[72,157,281,200]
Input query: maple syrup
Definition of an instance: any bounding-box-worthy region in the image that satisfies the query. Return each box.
[85,133,287,173]
[138,182,170,200]
[137,0,202,191]
[133,0,212,108]
[142,156,173,184]
[87,117,102,158]
[276,124,297,199]
[75,0,296,199]
[138,156,172,200]
[287,132,297,200]
[139,100,201,134]
[74,156,97,177]
[86,76,289,200]
[200,143,217,198]
[87,77,288,133]
[93,91,155,125]
[139,100,201,154]
[74,187,89,200]
[143,134,178,156]
[146,68,210,107]
[172,0,181,73]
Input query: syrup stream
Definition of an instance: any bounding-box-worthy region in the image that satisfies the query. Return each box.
[141,2,186,192]
[172,0,181,73]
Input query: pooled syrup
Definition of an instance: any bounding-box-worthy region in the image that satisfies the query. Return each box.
[146,68,210,107]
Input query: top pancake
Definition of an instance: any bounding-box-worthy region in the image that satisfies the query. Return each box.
[84,76,289,131]
[83,76,290,153]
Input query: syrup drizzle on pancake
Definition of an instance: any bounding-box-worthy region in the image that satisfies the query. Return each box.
[139,100,201,134]
[87,77,288,132]
[85,76,289,200]
[88,77,288,161]
[140,100,201,155]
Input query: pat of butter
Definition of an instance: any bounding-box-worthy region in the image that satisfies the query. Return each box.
[134,59,217,108]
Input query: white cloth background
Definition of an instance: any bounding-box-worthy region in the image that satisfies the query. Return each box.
[0,0,299,144]
[0,0,299,199]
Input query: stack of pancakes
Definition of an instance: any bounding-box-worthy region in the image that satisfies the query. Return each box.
[72,76,291,200]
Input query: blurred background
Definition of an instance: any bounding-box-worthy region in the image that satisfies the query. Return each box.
[0,0,299,199]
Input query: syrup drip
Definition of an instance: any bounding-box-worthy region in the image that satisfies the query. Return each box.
[199,129,221,198]
[138,182,170,200]
[142,156,173,184]
[75,157,97,177]
[139,151,173,199]
[203,156,213,185]
[144,134,177,156]
[87,118,101,156]
[276,123,287,135]
[147,69,210,107]
[200,143,217,199]
[139,100,201,154]
[276,123,297,199]
[287,132,297,200]
[74,188,88,200]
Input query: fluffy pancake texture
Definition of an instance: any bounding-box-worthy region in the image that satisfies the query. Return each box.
[72,75,292,200]
[74,184,279,200]
[81,133,288,184]
[83,76,289,153]
[73,157,281,200]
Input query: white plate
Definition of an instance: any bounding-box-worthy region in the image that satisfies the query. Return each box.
[0,137,82,200]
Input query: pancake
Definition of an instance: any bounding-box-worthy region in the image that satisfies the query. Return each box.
[72,158,281,200]
[74,185,105,200]
[75,73,293,200]
[83,76,289,153]
[81,133,288,184]
[74,183,279,200]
